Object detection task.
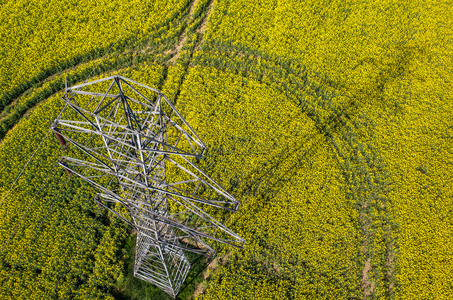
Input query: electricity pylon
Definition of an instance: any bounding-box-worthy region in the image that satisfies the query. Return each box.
[51,75,245,298]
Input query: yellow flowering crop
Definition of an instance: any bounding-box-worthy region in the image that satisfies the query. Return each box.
[1,0,452,298]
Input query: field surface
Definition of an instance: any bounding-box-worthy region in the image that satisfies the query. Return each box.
[0,0,452,299]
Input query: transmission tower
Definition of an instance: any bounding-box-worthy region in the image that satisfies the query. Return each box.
[51,75,245,298]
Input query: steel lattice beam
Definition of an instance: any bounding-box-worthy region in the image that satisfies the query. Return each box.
[51,75,245,298]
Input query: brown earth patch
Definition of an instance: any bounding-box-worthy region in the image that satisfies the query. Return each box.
[168,0,200,64]
[194,0,214,52]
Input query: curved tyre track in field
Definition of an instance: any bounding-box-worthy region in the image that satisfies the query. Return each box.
[0,0,200,141]
[187,42,398,299]
[2,1,397,298]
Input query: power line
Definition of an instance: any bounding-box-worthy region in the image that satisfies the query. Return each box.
[0,110,98,259]
[0,132,104,297]
[0,129,51,209]
[0,126,112,296]
[0,149,65,257]
[0,0,150,259]
[0,0,151,210]
[0,176,72,292]
[1,0,157,297]
[0,0,152,206]
[0,99,70,210]
[47,175,120,299]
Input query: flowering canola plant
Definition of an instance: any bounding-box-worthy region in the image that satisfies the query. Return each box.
[1,0,452,299]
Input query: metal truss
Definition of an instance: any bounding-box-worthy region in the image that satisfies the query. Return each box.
[51,75,245,298]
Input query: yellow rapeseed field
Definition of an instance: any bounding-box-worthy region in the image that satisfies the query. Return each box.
[0,0,452,299]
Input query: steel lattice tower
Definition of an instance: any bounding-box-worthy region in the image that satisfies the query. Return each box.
[51,75,245,298]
